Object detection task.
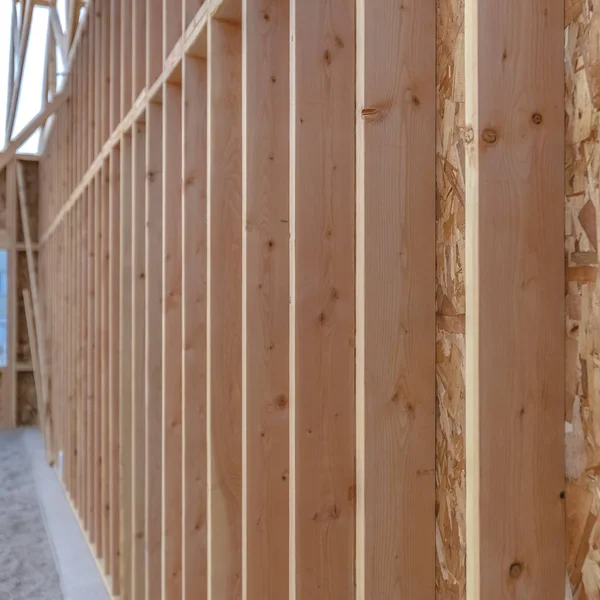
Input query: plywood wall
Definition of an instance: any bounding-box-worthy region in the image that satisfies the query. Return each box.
[436,0,466,597]
[566,2,600,597]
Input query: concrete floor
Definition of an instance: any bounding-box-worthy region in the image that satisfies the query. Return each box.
[21,428,110,600]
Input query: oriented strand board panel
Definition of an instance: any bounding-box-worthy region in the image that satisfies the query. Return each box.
[208,16,243,600]
[465,0,565,597]
[436,0,466,597]
[356,1,436,597]
[182,53,208,600]
[243,1,290,598]
[565,6,600,597]
[291,1,355,597]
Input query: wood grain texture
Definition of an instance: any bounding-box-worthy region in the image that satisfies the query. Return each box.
[291,1,355,597]
[87,183,96,546]
[110,0,122,131]
[147,0,163,87]
[356,0,436,597]
[242,1,289,598]
[145,100,164,600]
[101,161,110,571]
[94,173,103,556]
[162,81,183,600]
[109,146,121,594]
[208,17,243,600]
[133,0,147,99]
[121,0,133,116]
[465,0,565,597]
[119,133,133,600]
[131,122,147,600]
[182,54,208,600]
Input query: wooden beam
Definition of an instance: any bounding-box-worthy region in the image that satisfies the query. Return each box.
[49,6,68,66]
[242,1,289,598]
[119,132,133,600]
[108,145,121,595]
[355,1,436,597]
[145,99,163,600]
[0,91,69,171]
[131,120,146,600]
[465,0,565,597]
[6,162,17,429]
[181,52,207,600]
[290,0,355,596]
[23,289,43,439]
[8,1,17,129]
[208,15,243,598]
[162,80,183,600]
[6,0,34,142]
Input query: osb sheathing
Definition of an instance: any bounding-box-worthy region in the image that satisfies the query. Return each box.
[436,0,466,597]
[16,161,38,244]
[566,1,600,597]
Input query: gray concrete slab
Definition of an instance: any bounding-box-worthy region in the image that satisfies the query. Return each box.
[22,427,111,600]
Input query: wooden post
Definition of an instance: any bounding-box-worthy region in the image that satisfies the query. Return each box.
[242,1,289,598]
[119,132,133,600]
[182,50,207,600]
[290,1,356,596]
[162,79,183,600]
[208,14,243,599]
[465,0,565,597]
[131,119,147,600]
[145,99,163,600]
[355,1,436,597]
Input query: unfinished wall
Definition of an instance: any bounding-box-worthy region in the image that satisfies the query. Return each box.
[566,2,600,597]
[37,0,567,599]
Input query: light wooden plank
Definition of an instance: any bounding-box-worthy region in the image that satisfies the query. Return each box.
[110,0,122,132]
[94,173,103,553]
[131,120,147,600]
[182,52,207,600]
[23,289,43,435]
[242,1,289,598]
[95,2,103,155]
[145,99,163,600]
[109,145,121,595]
[121,0,133,116]
[162,80,183,600]
[87,182,96,543]
[101,160,110,566]
[355,1,436,597]
[102,0,111,143]
[147,0,163,87]
[290,1,355,596]
[465,0,565,597]
[208,16,243,600]
[163,0,181,59]
[5,162,16,430]
[119,132,133,600]
[133,0,147,99]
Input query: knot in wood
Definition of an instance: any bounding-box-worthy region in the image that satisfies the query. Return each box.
[482,128,498,144]
[465,127,474,144]
[532,113,543,125]
[509,562,523,579]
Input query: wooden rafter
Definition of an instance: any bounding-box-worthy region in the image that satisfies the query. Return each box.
[5,0,34,142]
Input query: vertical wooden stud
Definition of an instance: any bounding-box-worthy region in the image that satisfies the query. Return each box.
[242,1,290,598]
[465,0,565,597]
[290,1,356,596]
[132,120,147,600]
[145,99,164,600]
[162,80,183,600]
[182,50,208,600]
